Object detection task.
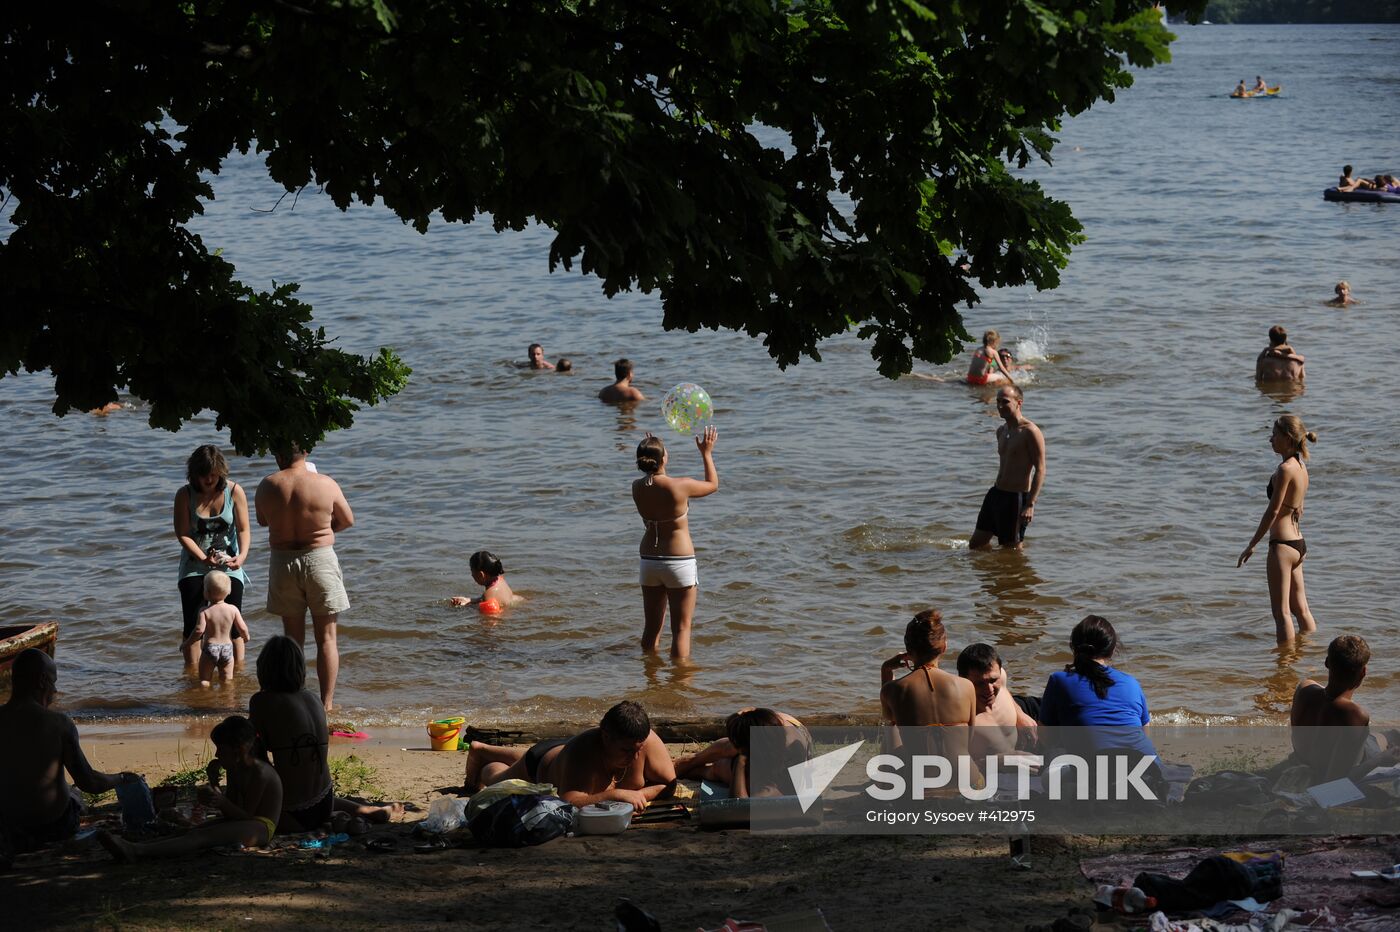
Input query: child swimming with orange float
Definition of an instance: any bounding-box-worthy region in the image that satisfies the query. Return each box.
[450,550,518,615]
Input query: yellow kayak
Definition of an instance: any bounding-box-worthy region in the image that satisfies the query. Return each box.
[1230,86,1283,98]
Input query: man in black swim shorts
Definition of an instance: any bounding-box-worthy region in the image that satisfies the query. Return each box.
[969,385,1046,550]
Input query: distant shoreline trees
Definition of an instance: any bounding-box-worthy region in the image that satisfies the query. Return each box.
[1193,0,1400,23]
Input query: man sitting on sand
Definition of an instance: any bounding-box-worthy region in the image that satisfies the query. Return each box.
[0,650,138,861]
[957,643,1038,758]
[880,610,975,757]
[464,700,675,809]
[1290,635,1400,784]
[1255,325,1305,381]
[598,358,645,404]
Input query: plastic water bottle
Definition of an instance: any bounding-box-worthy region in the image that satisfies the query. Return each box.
[1094,884,1157,914]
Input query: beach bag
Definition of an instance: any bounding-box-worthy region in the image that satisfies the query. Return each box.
[116,777,157,832]
[1183,771,1271,808]
[468,793,574,848]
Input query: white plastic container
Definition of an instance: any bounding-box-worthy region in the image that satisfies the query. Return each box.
[574,801,634,835]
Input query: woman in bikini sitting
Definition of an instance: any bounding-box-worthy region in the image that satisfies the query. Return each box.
[632,426,719,659]
[249,636,403,833]
[1239,416,1319,643]
[966,330,1012,387]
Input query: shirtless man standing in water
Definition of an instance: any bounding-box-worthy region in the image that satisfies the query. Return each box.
[256,445,354,712]
[880,611,975,759]
[970,385,1046,550]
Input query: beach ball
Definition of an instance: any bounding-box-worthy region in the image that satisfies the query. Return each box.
[661,383,714,435]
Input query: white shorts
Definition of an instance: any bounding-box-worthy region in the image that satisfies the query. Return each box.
[639,555,698,589]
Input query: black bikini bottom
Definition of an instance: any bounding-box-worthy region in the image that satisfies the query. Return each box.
[1269,539,1307,559]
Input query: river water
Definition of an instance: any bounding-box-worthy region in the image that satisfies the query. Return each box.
[3,25,1398,728]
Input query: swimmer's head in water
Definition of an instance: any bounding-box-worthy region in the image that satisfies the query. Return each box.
[469,550,504,583]
[256,635,307,693]
[904,609,947,664]
[556,358,573,372]
[1325,634,1370,681]
[1335,281,1350,297]
[186,444,229,492]
[1272,415,1317,461]
[1268,325,1288,346]
[528,343,545,362]
[636,435,666,474]
[982,329,1000,348]
[614,358,634,381]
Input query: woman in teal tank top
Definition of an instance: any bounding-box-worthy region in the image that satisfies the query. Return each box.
[174,445,252,667]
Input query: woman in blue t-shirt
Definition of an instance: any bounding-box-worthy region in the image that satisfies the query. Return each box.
[1039,615,1155,759]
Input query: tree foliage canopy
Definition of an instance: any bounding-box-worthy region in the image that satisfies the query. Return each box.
[1,0,1202,454]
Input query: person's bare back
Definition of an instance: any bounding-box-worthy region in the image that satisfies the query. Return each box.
[882,665,976,729]
[1256,347,1305,382]
[255,459,352,551]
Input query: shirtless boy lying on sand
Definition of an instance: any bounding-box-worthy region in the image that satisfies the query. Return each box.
[464,701,675,809]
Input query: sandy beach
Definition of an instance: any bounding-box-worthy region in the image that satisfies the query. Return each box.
[11,723,1379,932]
[0,726,1159,931]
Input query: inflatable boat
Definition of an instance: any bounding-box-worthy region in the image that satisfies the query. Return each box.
[1323,187,1400,203]
[1230,86,1282,98]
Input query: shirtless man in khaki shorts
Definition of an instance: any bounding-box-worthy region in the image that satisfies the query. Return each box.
[256,446,354,711]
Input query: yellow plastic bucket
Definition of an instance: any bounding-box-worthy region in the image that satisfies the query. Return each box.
[427,717,465,752]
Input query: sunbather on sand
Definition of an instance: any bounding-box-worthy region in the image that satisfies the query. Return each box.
[1289,635,1400,783]
[673,708,811,797]
[465,700,675,810]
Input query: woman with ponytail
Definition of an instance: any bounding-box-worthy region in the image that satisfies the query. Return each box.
[632,426,719,658]
[1238,415,1318,643]
[1039,616,1155,758]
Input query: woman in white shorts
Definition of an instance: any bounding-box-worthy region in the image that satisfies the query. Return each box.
[632,426,718,659]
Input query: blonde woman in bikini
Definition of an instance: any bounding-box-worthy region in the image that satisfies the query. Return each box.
[632,426,718,659]
[1239,416,1319,643]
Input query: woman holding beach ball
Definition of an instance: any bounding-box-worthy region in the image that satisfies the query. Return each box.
[632,423,719,660]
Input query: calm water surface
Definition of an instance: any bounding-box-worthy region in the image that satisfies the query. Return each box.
[3,25,1398,728]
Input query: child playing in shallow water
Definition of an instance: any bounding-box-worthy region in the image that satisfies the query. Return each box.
[180,571,250,686]
[450,551,518,611]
